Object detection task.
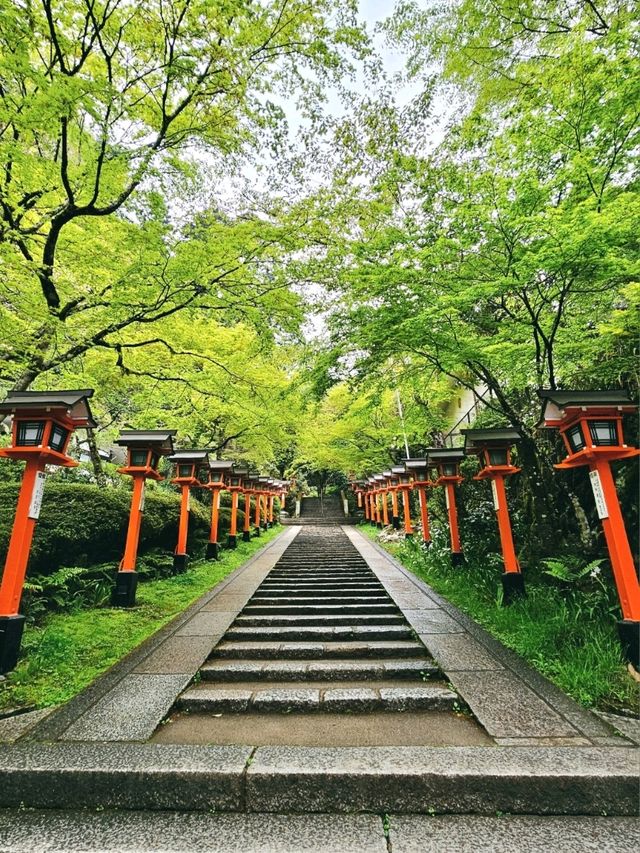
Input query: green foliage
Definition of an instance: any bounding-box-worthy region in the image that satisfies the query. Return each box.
[0,482,224,576]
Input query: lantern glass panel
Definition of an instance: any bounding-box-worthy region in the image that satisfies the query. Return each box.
[150,452,160,470]
[487,448,508,466]
[48,424,69,452]
[588,420,618,447]
[178,464,193,478]
[442,463,457,477]
[16,420,45,447]
[130,449,149,467]
[566,425,585,453]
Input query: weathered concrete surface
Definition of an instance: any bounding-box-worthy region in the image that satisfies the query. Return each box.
[152,710,493,747]
[0,743,252,811]
[387,815,640,852]
[0,811,388,852]
[245,745,640,815]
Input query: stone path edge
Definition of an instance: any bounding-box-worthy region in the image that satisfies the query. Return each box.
[23,527,300,743]
[343,527,626,745]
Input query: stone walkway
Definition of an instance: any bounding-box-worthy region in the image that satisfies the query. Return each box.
[0,523,637,849]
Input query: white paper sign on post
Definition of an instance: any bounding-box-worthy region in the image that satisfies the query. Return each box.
[28,471,47,520]
[139,483,146,513]
[445,488,450,510]
[589,470,609,519]
[187,490,191,513]
[491,479,500,511]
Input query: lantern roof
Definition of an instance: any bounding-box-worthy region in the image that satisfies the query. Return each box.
[426,447,465,463]
[168,449,210,465]
[391,465,406,475]
[381,471,392,478]
[208,459,235,472]
[116,430,176,454]
[233,464,249,475]
[373,473,385,481]
[404,457,429,470]
[0,389,97,428]
[462,428,521,452]
[536,388,637,427]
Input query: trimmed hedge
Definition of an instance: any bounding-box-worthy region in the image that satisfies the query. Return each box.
[0,482,241,577]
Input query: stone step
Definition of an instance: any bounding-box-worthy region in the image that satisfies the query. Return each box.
[243,604,398,615]
[178,684,457,714]
[1,744,635,815]
[211,640,428,659]
[225,625,414,642]
[200,658,439,682]
[256,588,386,597]
[234,614,404,627]
[248,597,392,607]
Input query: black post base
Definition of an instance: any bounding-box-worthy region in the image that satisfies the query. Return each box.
[617,620,640,670]
[369,520,376,527]
[501,571,526,605]
[111,571,138,608]
[451,551,466,566]
[0,615,26,674]
[242,531,251,542]
[172,553,188,575]
[420,538,432,550]
[392,517,401,530]
[206,542,220,560]
[227,534,237,549]
[404,532,414,540]
[254,526,261,537]
[261,522,268,532]
[376,522,383,529]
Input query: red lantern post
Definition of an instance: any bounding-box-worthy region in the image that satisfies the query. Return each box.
[168,450,210,573]
[537,389,640,667]
[428,447,466,565]
[463,429,524,603]
[112,430,176,605]
[393,465,414,537]
[385,470,401,529]
[258,477,271,530]
[202,460,234,559]
[0,389,96,673]
[404,459,432,545]
[226,466,247,549]
[242,473,258,542]
[379,473,391,526]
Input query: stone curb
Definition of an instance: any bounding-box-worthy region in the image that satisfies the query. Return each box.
[23,527,298,743]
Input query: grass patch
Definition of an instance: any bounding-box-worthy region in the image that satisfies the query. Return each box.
[0,527,282,713]
[361,525,637,714]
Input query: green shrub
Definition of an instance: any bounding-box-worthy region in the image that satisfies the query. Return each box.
[0,482,240,577]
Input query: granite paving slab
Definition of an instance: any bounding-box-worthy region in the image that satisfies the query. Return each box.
[60,674,192,742]
[387,815,640,852]
[420,633,504,671]
[0,811,388,853]
[448,671,579,739]
[134,635,215,674]
[175,610,239,637]
[405,610,464,634]
[596,712,640,746]
[0,709,53,744]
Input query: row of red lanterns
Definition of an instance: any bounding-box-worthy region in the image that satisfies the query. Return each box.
[350,389,639,668]
[0,390,289,674]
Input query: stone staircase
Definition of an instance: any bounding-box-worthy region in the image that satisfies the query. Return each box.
[177,527,457,715]
[283,494,357,525]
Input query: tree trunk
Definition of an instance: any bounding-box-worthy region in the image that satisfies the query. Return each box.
[85,427,107,488]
